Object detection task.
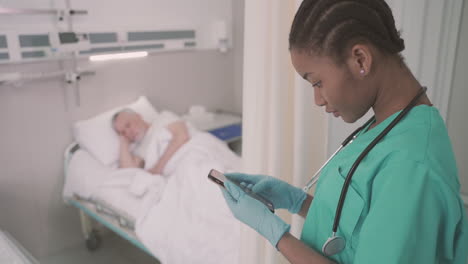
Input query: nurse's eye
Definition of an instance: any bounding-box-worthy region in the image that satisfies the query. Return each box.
[312,80,322,88]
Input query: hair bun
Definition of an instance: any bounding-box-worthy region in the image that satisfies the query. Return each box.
[394,37,405,53]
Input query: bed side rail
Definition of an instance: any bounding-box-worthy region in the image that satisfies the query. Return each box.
[63,142,80,182]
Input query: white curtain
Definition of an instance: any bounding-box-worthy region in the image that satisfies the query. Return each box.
[240,0,328,263]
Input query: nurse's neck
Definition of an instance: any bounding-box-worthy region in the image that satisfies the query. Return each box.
[369,57,432,129]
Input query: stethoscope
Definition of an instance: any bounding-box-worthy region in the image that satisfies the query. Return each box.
[302,87,427,256]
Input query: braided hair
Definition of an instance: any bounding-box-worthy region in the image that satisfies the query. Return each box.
[289,0,405,63]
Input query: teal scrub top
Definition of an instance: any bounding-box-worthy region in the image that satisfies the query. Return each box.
[301,105,468,264]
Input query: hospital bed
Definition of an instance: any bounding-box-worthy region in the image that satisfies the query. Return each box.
[0,230,39,264]
[64,142,152,254]
[63,110,242,260]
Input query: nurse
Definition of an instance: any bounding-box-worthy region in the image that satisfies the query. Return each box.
[222,0,468,263]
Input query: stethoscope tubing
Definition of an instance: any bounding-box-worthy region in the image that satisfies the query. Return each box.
[302,115,375,192]
[331,87,428,233]
[301,87,427,256]
[303,145,343,192]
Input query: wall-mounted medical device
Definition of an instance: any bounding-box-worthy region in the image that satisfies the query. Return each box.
[0,31,92,63]
[0,23,231,64]
[0,5,232,64]
[0,69,95,87]
[0,29,200,64]
[212,20,229,53]
[0,7,87,21]
[52,32,91,53]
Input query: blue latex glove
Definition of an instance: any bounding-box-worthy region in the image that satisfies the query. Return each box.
[225,173,307,214]
[222,181,290,247]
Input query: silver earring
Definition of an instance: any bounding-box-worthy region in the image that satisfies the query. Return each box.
[360,69,365,75]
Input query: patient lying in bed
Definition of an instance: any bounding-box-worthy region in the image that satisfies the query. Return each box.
[66,107,242,264]
[112,109,190,175]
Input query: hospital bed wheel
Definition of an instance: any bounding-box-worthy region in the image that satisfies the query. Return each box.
[85,230,101,251]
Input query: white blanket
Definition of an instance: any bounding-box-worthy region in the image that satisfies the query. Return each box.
[64,127,242,263]
[63,149,166,221]
[136,132,241,264]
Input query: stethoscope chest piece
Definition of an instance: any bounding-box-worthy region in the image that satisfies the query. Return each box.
[322,234,345,256]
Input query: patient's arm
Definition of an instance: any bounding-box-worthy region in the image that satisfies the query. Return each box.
[148,120,190,175]
[118,135,144,168]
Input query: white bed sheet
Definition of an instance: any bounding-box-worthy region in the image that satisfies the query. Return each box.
[136,132,242,264]
[63,149,166,223]
[64,131,242,263]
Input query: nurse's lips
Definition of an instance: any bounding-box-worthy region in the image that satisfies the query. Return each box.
[326,109,340,117]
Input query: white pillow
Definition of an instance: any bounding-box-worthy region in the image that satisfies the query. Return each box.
[73,96,158,165]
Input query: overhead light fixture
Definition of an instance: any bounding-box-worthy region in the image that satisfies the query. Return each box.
[89,51,148,62]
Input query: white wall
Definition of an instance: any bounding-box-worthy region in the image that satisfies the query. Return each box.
[447,0,468,207]
[0,0,243,258]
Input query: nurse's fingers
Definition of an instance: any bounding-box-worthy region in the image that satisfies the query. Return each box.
[225,172,261,184]
[225,181,244,201]
[222,189,237,205]
[251,179,274,193]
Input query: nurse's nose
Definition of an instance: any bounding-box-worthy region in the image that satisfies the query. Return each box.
[314,86,326,106]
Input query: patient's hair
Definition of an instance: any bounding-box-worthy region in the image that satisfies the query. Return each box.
[111,108,136,130]
[289,0,405,63]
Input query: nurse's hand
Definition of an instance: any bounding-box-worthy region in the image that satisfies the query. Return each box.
[225,173,307,214]
[222,181,290,248]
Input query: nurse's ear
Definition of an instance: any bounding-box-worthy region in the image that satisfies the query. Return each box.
[346,44,373,79]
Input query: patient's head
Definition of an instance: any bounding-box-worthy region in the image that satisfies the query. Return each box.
[112,109,150,143]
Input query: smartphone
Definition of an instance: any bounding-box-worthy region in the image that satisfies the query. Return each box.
[208,169,229,188]
[208,169,275,213]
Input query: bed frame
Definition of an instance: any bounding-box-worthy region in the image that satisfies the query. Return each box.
[63,143,156,259]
